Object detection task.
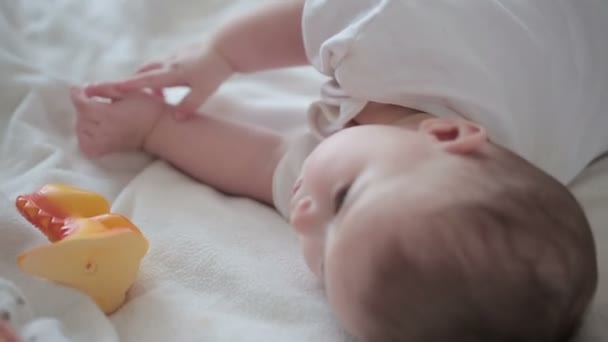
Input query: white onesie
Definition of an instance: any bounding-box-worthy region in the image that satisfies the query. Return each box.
[273,0,608,218]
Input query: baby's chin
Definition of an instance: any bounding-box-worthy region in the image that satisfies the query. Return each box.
[306,261,324,285]
[324,273,376,341]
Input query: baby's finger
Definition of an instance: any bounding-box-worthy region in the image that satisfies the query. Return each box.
[136,62,164,74]
[116,70,186,91]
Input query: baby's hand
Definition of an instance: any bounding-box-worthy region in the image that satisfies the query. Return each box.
[85,43,234,120]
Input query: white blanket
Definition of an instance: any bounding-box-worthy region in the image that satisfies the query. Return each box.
[0,1,606,341]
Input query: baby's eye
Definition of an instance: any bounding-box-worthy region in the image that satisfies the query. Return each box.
[334,185,350,213]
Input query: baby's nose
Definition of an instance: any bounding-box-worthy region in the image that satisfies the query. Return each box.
[290,197,321,234]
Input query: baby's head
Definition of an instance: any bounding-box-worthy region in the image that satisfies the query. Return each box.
[290,120,597,341]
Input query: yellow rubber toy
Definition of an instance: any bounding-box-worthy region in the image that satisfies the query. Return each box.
[15,184,149,314]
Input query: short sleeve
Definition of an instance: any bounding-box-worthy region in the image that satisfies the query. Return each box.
[323,0,527,147]
[302,0,604,183]
[303,0,519,143]
[303,0,396,138]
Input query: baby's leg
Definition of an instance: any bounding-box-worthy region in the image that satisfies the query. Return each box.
[70,88,284,205]
[143,108,285,204]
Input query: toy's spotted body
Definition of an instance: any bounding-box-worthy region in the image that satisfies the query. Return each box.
[14,184,148,314]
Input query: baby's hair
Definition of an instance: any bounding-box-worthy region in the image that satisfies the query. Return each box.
[358,143,598,342]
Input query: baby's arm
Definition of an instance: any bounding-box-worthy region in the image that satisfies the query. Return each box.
[86,1,307,117]
[143,111,284,205]
[213,0,308,73]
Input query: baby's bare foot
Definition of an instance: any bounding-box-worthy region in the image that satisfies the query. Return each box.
[70,87,167,157]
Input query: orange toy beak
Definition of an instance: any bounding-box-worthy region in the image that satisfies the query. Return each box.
[15,184,148,314]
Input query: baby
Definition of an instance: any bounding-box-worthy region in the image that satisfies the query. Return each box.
[75,1,606,341]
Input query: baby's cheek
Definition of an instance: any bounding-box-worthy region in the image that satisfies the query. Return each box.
[299,238,324,280]
[323,231,382,339]
[323,251,369,339]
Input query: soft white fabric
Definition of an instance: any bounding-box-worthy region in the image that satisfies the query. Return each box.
[0,1,606,341]
[302,0,608,185]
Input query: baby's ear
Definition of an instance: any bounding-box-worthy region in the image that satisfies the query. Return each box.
[418,118,487,154]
